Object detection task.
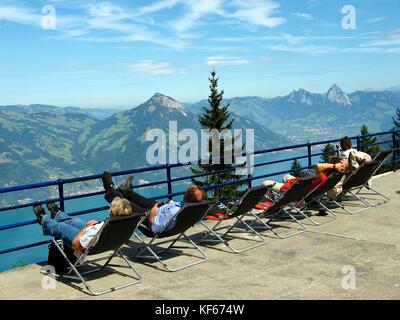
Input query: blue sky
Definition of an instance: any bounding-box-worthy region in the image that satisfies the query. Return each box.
[0,0,399,108]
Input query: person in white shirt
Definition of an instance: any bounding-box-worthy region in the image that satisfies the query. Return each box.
[340,136,372,163]
[33,198,132,253]
[102,171,205,234]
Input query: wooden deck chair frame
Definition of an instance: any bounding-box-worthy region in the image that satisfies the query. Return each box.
[133,201,210,272]
[336,149,394,214]
[41,214,146,296]
[250,177,315,239]
[199,186,268,254]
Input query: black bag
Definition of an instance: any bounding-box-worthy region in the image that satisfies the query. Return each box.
[47,241,78,273]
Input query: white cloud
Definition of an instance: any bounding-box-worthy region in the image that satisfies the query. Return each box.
[0,0,285,49]
[366,16,386,24]
[362,30,400,47]
[135,0,183,16]
[292,12,314,20]
[281,33,302,45]
[171,0,224,33]
[128,60,185,75]
[205,55,252,66]
[267,44,400,55]
[0,4,41,26]
[228,0,286,28]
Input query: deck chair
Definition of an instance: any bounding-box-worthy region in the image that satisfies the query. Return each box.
[250,177,315,239]
[199,186,268,254]
[42,213,145,296]
[294,172,345,225]
[132,201,210,272]
[337,149,393,214]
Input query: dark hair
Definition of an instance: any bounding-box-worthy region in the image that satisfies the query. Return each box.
[340,136,352,151]
[183,186,205,203]
[328,156,343,164]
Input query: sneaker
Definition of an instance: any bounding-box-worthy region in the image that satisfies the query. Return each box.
[317,209,328,216]
[118,175,134,192]
[47,202,60,219]
[33,204,46,225]
[102,170,115,191]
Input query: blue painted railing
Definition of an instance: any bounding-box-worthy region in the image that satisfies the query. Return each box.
[0,129,398,256]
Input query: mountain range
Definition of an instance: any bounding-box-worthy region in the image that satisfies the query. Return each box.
[0,85,399,205]
[0,93,288,204]
[188,84,400,143]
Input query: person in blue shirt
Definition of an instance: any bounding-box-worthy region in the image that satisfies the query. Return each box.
[102,171,205,234]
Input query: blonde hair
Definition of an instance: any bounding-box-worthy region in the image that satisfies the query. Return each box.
[110,197,132,217]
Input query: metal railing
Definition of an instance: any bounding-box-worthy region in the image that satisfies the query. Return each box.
[0,129,399,256]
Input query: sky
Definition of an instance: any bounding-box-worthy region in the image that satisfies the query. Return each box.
[0,0,399,108]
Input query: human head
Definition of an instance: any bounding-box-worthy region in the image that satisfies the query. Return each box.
[183,186,205,203]
[340,136,352,151]
[109,197,132,217]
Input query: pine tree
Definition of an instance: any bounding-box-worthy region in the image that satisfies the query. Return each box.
[191,70,246,200]
[321,144,336,163]
[290,159,302,177]
[359,124,380,156]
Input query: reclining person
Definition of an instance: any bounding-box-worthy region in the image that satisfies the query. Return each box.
[340,136,372,165]
[262,157,348,197]
[101,171,205,234]
[33,198,132,253]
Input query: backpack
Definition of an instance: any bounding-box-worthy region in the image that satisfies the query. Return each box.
[47,241,78,273]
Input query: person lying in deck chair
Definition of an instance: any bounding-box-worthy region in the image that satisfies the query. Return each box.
[262,157,348,198]
[33,198,132,253]
[101,170,205,234]
[340,136,372,162]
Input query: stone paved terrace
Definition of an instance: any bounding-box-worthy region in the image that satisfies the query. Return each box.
[1,171,399,300]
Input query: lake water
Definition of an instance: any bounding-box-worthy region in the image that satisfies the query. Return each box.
[0,147,317,272]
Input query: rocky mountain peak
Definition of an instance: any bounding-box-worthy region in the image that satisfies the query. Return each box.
[288,88,313,105]
[324,84,352,106]
[147,93,185,111]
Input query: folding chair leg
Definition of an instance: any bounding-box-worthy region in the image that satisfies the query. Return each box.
[264,208,307,239]
[338,190,373,214]
[248,211,284,239]
[294,200,336,226]
[133,232,208,272]
[47,240,141,296]
[200,217,266,254]
[356,186,391,207]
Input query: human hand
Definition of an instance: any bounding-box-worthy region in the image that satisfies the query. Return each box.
[335,162,346,172]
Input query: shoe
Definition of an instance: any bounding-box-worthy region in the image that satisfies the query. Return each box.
[47,202,60,219]
[102,170,115,190]
[317,209,328,216]
[33,204,46,225]
[118,175,134,192]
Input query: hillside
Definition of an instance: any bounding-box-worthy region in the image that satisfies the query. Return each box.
[0,111,96,187]
[0,104,122,120]
[82,93,289,174]
[188,85,400,143]
[0,94,289,205]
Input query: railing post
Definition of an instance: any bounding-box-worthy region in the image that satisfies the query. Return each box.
[246,153,252,188]
[58,179,65,211]
[166,165,173,200]
[392,128,397,172]
[307,143,312,168]
[356,135,361,151]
